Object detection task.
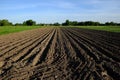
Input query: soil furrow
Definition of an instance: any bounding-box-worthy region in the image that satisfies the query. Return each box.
[32,28,56,66]
[66,28,120,62]
[11,29,52,63]
[0,27,119,80]
[1,30,49,61]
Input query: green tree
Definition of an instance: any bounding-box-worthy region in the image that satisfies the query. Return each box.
[23,20,36,26]
[71,21,78,26]
[105,22,117,26]
[62,20,70,26]
[15,23,23,26]
[0,19,12,26]
[53,22,60,26]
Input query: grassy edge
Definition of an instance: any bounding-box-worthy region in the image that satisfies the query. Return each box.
[0,26,44,35]
[66,26,120,33]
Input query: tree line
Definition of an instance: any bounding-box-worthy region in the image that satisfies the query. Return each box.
[62,20,120,26]
[0,19,120,26]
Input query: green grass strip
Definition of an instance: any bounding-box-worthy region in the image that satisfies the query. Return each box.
[0,26,43,35]
[75,26,120,32]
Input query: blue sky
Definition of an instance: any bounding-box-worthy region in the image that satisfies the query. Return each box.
[0,0,120,23]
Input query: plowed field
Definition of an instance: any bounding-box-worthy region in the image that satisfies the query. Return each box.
[0,27,120,80]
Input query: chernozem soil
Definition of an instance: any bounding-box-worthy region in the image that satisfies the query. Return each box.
[0,27,120,80]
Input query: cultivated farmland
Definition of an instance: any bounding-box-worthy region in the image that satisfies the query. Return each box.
[0,27,120,80]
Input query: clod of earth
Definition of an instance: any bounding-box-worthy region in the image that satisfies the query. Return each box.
[0,61,5,68]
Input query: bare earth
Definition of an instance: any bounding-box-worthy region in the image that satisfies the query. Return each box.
[0,27,120,80]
